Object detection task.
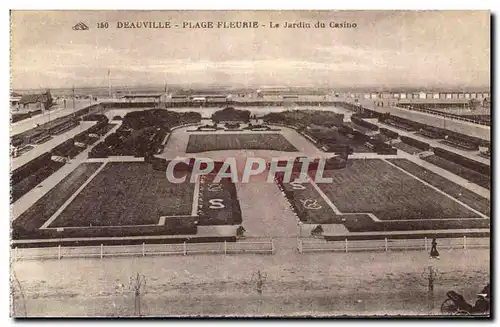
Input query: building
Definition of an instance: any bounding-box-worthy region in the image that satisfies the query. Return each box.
[121,93,163,104]
[256,87,291,97]
[398,98,471,109]
[10,92,22,109]
[18,91,52,110]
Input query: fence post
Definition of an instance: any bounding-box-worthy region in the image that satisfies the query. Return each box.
[463,236,467,250]
[58,245,61,260]
[385,238,388,252]
[271,238,274,254]
[142,242,145,256]
[100,244,103,259]
[297,238,302,254]
[224,241,227,255]
[424,237,428,252]
[183,242,187,256]
[345,239,348,253]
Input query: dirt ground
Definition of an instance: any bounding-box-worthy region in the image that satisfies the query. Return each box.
[11,248,489,317]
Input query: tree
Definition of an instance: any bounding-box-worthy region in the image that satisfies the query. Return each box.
[42,89,54,111]
[129,273,147,316]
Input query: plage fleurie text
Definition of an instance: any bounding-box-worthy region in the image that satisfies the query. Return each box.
[114,21,357,29]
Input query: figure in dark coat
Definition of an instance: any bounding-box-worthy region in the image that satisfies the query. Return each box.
[430,238,440,259]
[236,226,246,237]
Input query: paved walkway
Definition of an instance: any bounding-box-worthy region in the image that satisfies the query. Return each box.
[11,99,100,136]
[12,121,96,170]
[376,121,490,166]
[394,152,489,199]
[11,123,122,220]
[342,97,490,141]
[85,156,145,163]
[161,125,325,160]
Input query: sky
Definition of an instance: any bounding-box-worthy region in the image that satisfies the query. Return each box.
[10,10,490,90]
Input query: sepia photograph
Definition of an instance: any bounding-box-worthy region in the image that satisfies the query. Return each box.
[9,9,491,317]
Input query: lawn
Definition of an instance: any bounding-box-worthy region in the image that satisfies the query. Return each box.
[11,160,65,203]
[423,155,490,190]
[316,159,480,221]
[276,166,488,233]
[12,163,103,239]
[186,133,298,153]
[386,159,490,217]
[50,162,195,228]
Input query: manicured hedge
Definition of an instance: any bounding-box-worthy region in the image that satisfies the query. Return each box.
[88,142,109,158]
[12,152,52,184]
[433,147,491,176]
[351,114,379,131]
[324,144,352,154]
[379,127,399,139]
[11,160,65,203]
[48,119,78,135]
[12,109,43,123]
[51,138,81,158]
[82,114,108,122]
[400,135,430,151]
[418,127,447,139]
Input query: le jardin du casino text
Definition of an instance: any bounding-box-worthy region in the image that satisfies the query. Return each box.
[97,20,357,29]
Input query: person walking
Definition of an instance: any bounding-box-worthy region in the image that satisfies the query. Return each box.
[430,238,440,259]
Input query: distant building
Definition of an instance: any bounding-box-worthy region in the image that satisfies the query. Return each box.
[10,92,22,109]
[398,98,470,109]
[18,91,52,110]
[121,93,163,104]
[256,87,291,97]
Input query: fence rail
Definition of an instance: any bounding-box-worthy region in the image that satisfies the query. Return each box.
[12,239,275,261]
[297,236,490,254]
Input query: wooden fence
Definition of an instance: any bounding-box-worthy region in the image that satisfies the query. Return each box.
[297,236,490,254]
[12,239,274,261]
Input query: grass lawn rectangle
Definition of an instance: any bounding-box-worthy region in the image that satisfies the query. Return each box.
[386,159,490,217]
[50,162,195,227]
[12,163,103,239]
[423,155,490,190]
[276,168,488,232]
[11,160,65,203]
[186,133,298,153]
[316,159,480,221]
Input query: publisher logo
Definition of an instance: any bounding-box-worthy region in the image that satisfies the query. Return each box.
[72,22,89,31]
